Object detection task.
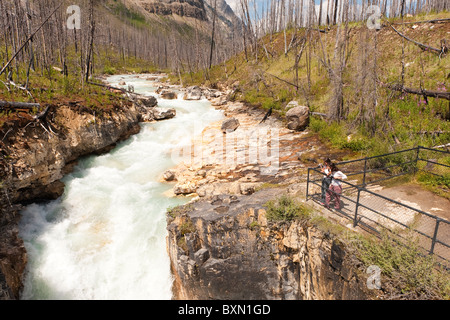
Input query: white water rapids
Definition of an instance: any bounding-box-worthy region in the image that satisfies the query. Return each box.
[18,74,224,299]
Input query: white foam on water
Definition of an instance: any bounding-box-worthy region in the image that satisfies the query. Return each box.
[18,74,224,300]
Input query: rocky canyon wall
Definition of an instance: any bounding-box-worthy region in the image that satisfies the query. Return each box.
[166,188,373,300]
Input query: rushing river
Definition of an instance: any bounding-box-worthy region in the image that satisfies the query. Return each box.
[18,74,224,299]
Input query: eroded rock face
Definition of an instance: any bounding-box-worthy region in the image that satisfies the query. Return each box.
[166,188,371,300]
[141,0,207,20]
[0,200,26,300]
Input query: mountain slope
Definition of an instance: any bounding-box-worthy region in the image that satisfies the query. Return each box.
[112,0,241,37]
[99,0,242,69]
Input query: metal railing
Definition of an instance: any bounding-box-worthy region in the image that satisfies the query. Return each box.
[306,146,450,263]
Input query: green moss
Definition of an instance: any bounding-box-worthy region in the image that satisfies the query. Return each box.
[249,221,260,230]
[166,203,194,221]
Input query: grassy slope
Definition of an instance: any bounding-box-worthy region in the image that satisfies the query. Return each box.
[173,12,450,157]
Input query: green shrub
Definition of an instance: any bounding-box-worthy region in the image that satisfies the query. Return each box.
[103,66,117,75]
[264,195,311,221]
[341,138,371,152]
[354,232,450,299]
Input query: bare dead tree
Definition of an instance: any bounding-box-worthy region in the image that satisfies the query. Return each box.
[85,0,95,83]
[0,2,63,77]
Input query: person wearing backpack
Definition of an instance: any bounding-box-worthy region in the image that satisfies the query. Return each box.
[325,163,347,210]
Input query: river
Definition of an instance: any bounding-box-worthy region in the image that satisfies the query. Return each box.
[18,74,224,299]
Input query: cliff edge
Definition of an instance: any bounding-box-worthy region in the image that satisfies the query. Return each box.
[166,188,374,300]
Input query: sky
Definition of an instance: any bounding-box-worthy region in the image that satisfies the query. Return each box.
[225,0,419,19]
[225,0,338,21]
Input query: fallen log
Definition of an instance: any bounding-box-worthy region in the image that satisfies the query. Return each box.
[0,101,41,109]
[432,142,450,149]
[87,81,135,94]
[265,72,299,90]
[392,18,450,25]
[33,106,50,121]
[310,112,328,118]
[417,130,448,135]
[386,21,444,55]
[379,82,450,101]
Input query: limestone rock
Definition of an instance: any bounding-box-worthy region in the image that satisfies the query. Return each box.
[285,105,310,131]
[163,169,177,181]
[221,117,240,133]
[203,88,221,100]
[153,107,176,120]
[240,183,257,195]
[160,89,177,100]
[141,0,207,20]
[173,182,197,195]
[166,188,372,300]
[211,95,228,106]
[184,86,203,100]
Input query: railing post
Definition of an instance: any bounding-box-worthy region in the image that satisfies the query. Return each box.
[353,187,361,227]
[362,157,368,187]
[306,168,310,201]
[414,146,420,176]
[430,218,441,255]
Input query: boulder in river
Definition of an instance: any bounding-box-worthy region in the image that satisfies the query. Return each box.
[160,89,177,100]
[141,107,176,122]
[285,105,310,131]
[183,86,203,100]
[153,107,176,120]
[136,96,158,110]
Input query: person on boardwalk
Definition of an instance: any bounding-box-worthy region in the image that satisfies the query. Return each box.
[320,158,332,205]
[326,163,347,210]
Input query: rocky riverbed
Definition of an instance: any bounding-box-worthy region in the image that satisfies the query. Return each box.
[152,81,379,300]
